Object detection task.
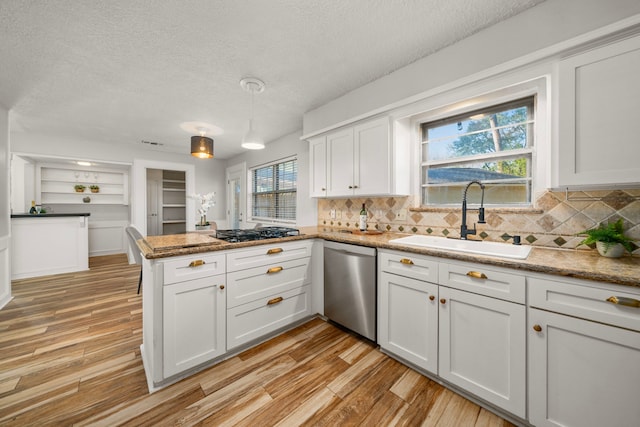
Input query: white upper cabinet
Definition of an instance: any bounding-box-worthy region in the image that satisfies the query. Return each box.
[556,34,640,188]
[309,116,409,198]
[308,135,327,198]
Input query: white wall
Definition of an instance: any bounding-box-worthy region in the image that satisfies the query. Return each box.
[227,130,317,227]
[0,105,11,308]
[303,0,640,134]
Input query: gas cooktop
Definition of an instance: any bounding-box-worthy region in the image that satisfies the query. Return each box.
[214,226,300,243]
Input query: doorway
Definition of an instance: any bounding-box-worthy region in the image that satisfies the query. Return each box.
[131,160,195,236]
[226,163,246,229]
[146,169,186,236]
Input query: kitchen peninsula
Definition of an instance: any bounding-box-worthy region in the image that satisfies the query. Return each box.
[10,213,90,280]
[137,227,639,426]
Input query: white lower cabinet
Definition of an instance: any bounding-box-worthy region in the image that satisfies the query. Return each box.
[528,276,640,427]
[226,241,313,350]
[438,286,526,418]
[378,250,526,419]
[378,271,438,373]
[163,275,226,378]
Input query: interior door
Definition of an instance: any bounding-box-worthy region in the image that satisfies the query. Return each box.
[226,163,245,229]
[146,169,161,236]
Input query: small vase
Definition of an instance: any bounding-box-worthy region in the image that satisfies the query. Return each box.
[596,241,625,258]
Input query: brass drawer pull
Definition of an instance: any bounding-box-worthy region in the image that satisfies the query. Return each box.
[466,271,488,279]
[440,298,446,304]
[188,260,205,267]
[219,285,225,290]
[267,296,283,305]
[429,295,435,301]
[606,296,640,308]
[400,258,414,265]
[267,266,283,274]
[533,324,542,332]
[267,248,283,255]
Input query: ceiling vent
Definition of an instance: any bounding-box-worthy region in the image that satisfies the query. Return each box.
[140,140,164,147]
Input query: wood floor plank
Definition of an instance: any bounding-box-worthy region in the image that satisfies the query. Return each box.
[1,254,520,427]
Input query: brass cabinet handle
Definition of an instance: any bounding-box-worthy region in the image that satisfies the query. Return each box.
[353,185,358,189]
[606,296,640,308]
[533,324,542,332]
[440,298,446,304]
[267,248,283,255]
[219,285,225,290]
[267,266,283,274]
[400,258,414,265]
[348,185,353,189]
[321,188,326,191]
[188,260,205,267]
[429,295,435,301]
[466,271,488,279]
[267,296,283,305]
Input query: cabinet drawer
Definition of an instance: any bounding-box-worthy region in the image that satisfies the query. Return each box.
[439,261,525,303]
[378,249,439,283]
[227,257,311,308]
[529,276,640,331]
[226,240,313,272]
[227,285,312,349]
[163,253,226,285]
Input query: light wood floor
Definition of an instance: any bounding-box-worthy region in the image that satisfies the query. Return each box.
[1,254,517,426]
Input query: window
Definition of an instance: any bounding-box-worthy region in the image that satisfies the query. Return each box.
[421,97,534,205]
[250,157,297,223]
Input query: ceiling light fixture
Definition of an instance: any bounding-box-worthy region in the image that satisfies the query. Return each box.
[191,128,214,159]
[240,77,266,150]
[76,161,91,166]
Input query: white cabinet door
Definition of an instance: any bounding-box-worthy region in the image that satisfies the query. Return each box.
[529,308,640,427]
[326,127,354,197]
[378,271,438,373]
[353,117,391,196]
[438,287,526,418]
[309,136,327,198]
[557,35,640,187]
[163,275,226,378]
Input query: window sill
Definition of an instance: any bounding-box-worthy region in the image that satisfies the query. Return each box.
[410,206,544,214]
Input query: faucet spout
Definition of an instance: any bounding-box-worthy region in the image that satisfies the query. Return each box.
[460,180,486,240]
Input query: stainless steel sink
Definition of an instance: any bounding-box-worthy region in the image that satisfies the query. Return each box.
[387,235,532,259]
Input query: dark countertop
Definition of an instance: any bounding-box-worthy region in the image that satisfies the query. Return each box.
[137,226,640,288]
[11,213,91,218]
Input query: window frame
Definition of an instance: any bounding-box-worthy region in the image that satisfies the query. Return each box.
[418,96,536,207]
[248,156,297,225]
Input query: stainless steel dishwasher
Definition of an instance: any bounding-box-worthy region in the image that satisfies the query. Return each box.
[324,241,377,341]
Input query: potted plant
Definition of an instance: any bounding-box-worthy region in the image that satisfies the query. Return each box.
[74,184,86,192]
[189,192,216,230]
[577,218,634,258]
[90,185,100,193]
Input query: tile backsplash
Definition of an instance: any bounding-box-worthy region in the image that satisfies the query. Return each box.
[317,189,640,255]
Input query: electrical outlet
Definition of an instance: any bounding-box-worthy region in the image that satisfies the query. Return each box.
[395,209,407,221]
[330,209,336,219]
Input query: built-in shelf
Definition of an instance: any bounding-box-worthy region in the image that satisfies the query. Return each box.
[162,170,186,234]
[37,165,129,205]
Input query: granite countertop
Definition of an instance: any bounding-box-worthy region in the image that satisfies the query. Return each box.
[137,226,640,288]
[11,213,91,218]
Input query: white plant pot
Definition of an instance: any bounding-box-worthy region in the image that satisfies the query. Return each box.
[195,224,211,231]
[596,241,625,258]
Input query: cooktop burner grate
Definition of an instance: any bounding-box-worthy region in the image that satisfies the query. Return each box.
[214,226,300,243]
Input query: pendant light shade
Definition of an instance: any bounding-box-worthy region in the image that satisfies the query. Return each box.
[191,135,214,158]
[240,77,265,150]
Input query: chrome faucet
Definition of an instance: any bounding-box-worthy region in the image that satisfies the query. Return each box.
[460,180,486,240]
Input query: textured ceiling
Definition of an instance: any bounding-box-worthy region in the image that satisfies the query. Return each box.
[0,0,543,159]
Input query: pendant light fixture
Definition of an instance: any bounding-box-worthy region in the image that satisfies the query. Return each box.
[191,128,214,159]
[240,77,266,150]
